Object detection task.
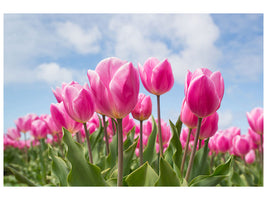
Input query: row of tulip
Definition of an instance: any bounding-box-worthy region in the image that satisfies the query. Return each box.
[4,57,264,186]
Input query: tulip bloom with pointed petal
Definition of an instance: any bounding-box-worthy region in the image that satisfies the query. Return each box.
[62,82,95,123]
[233,135,250,156]
[15,114,33,133]
[30,119,49,140]
[185,68,224,118]
[52,82,72,103]
[245,149,256,164]
[247,107,263,135]
[131,93,152,121]
[87,57,140,119]
[7,128,21,141]
[50,102,82,134]
[42,114,61,136]
[138,57,174,95]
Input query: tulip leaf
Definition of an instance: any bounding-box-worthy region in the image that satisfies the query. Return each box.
[155,157,180,186]
[6,166,37,186]
[123,140,138,176]
[62,128,107,186]
[189,155,233,186]
[143,116,157,164]
[106,130,118,169]
[189,138,210,182]
[49,146,69,186]
[123,126,136,150]
[125,162,159,186]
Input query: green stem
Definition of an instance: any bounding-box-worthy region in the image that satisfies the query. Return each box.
[198,139,202,149]
[83,123,93,164]
[102,115,110,155]
[180,128,192,177]
[185,117,202,181]
[117,118,123,186]
[157,95,163,157]
[139,120,143,166]
[76,131,82,144]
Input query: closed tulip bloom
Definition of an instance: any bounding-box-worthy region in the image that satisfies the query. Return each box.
[216,134,230,153]
[30,119,49,140]
[185,68,224,118]
[15,114,33,133]
[50,102,82,133]
[42,114,61,136]
[62,82,95,123]
[52,82,70,103]
[247,107,264,135]
[88,57,139,119]
[193,112,219,140]
[233,135,250,156]
[248,127,261,148]
[138,57,174,95]
[180,98,204,129]
[131,93,152,121]
[7,128,21,141]
[245,149,256,164]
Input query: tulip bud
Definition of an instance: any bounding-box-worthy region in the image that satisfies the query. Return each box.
[131,93,152,121]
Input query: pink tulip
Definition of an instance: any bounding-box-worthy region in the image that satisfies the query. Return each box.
[62,82,95,123]
[180,98,206,129]
[193,112,219,140]
[245,149,256,164]
[42,114,61,136]
[233,135,250,156]
[30,119,49,140]
[216,134,230,153]
[6,128,21,141]
[155,119,171,150]
[15,114,33,133]
[50,102,82,133]
[248,127,261,146]
[131,93,152,121]
[52,82,69,103]
[180,128,195,146]
[80,113,100,139]
[184,68,224,118]
[138,57,174,95]
[247,107,263,135]
[87,57,139,119]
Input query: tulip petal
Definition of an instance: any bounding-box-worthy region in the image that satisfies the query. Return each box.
[186,74,220,118]
[210,71,224,101]
[62,86,79,121]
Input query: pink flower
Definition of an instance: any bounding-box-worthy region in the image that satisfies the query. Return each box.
[245,149,256,164]
[87,57,139,119]
[131,93,152,121]
[233,135,250,156]
[155,119,171,150]
[42,114,61,136]
[180,128,195,147]
[216,134,230,153]
[248,127,261,146]
[30,119,49,140]
[184,68,224,118]
[6,128,21,141]
[52,82,70,103]
[247,107,263,135]
[193,112,218,140]
[80,113,100,140]
[180,98,205,129]
[62,82,95,123]
[15,114,33,133]
[50,102,82,134]
[138,57,174,95]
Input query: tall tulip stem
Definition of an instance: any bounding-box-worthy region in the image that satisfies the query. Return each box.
[83,123,93,164]
[117,118,123,186]
[139,120,144,166]
[185,117,203,181]
[180,128,192,177]
[157,95,164,157]
[102,115,110,155]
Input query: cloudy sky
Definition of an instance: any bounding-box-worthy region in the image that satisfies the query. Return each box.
[3,14,263,135]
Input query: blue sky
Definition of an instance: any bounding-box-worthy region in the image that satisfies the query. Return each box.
[3,14,263,135]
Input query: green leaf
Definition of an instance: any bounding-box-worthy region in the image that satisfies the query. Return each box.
[155,157,180,186]
[143,116,158,164]
[105,130,118,169]
[6,166,37,186]
[123,140,138,176]
[189,155,233,186]
[123,126,136,150]
[62,128,107,186]
[49,146,69,186]
[125,162,159,186]
[175,116,183,137]
[189,138,210,181]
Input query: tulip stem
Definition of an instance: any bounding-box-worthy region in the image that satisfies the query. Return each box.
[185,117,202,181]
[117,118,123,186]
[157,95,164,157]
[198,139,202,149]
[180,128,192,177]
[102,115,110,155]
[83,123,93,164]
[139,120,144,166]
[76,131,82,144]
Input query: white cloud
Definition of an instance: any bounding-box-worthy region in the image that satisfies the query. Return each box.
[107,14,221,84]
[218,110,233,129]
[55,21,102,54]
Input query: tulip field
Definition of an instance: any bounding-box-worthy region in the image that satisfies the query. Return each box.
[4,57,263,186]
